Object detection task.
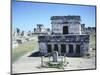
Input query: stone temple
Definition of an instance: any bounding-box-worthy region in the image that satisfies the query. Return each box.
[38,16,89,57]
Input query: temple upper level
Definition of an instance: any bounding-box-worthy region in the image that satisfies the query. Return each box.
[51,16,82,35]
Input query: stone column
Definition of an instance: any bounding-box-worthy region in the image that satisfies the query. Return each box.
[52,43,54,53]
[58,44,61,55]
[66,44,69,54]
[73,44,76,55]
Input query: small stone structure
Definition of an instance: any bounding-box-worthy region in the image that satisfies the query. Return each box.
[38,15,90,57]
[52,51,58,62]
[34,24,51,35]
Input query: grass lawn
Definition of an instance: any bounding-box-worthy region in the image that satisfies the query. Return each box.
[12,39,38,63]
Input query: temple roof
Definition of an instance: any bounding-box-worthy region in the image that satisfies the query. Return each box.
[51,15,81,21]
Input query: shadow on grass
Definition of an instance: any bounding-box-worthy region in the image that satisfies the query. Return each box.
[28,51,45,57]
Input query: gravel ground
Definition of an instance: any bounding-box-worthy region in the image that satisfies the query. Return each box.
[12,50,96,74]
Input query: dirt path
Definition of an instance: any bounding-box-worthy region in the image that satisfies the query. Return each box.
[12,51,96,74]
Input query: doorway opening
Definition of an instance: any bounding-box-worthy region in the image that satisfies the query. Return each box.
[76,45,80,55]
[47,44,52,53]
[69,44,74,54]
[61,44,66,53]
[63,26,68,34]
[54,44,58,51]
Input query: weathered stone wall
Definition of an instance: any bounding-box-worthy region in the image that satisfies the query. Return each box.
[38,34,89,56]
[39,43,47,54]
[51,16,81,34]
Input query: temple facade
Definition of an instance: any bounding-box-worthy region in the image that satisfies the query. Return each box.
[38,16,89,57]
